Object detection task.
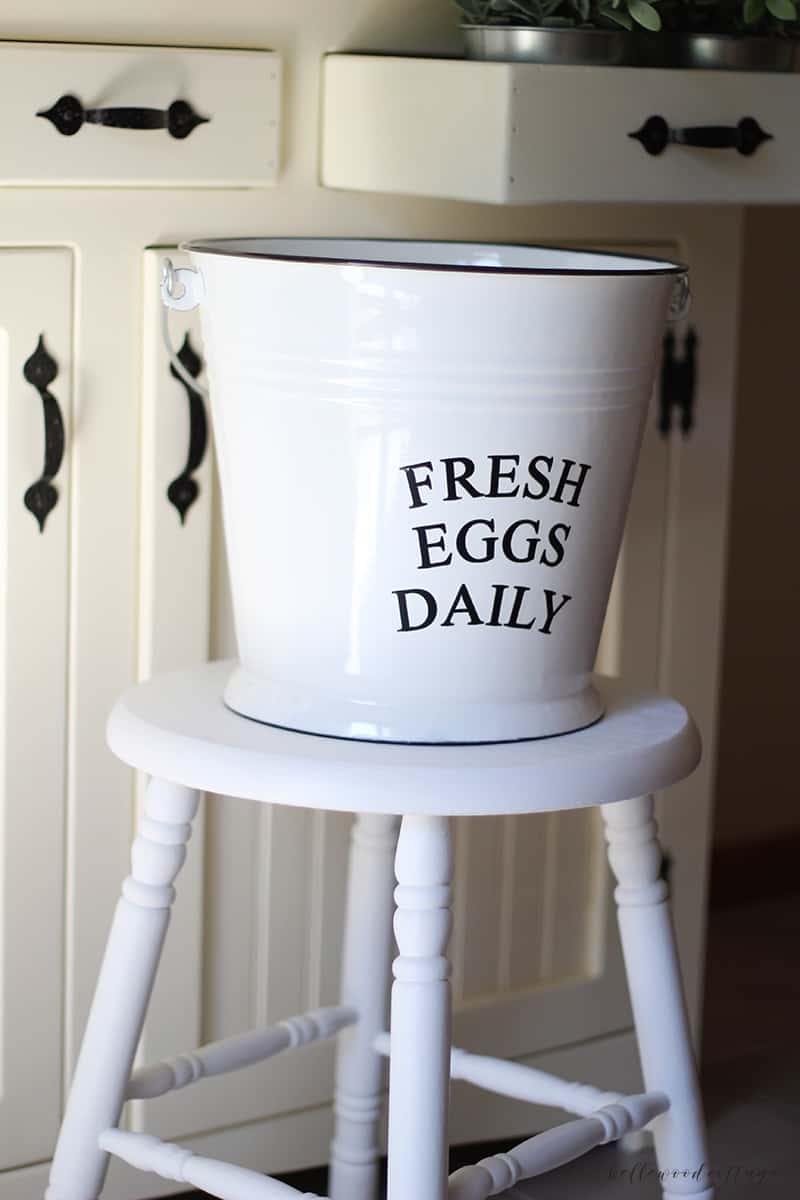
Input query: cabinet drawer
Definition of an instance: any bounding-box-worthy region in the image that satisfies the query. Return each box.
[322,55,800,205]
[0,42,280,187]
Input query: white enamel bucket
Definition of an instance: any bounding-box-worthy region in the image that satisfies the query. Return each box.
[162,239,688,744]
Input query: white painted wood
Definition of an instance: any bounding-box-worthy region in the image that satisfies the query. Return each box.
[545,806,601,981]
[387,815,453,1200]
[652,211,745,1043]
[99,1131,322,1200]
[455,816,507,1001]
[107,664,700,814]
[603,795,713,1197]
[138,248,213,678]
[133,246,213,1140]
[255,804,318,1025]
[330,814,399,1200]
[0,247,72,1169]
[128,1005,355,1100]
[47,780,199,1200]
[375,1034,623,1117]
[502,813,551,993]
[322,54,512,206]
[0,42,281,187]
[145,794,351,1142]
[322,54,800,206]
[447,1091,671,1200]
[451,1048,624,1119]
[1,1027,646,1200]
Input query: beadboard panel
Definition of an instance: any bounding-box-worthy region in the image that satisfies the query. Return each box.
[0,248,73,1168]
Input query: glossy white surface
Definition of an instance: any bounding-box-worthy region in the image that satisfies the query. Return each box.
[169,239,679,742]
[183,238,681,273]
[105,661,701,815]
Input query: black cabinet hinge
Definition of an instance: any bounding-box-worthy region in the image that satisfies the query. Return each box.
[659,327,697,438]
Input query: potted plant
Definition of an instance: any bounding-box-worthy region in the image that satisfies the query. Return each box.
[647,0,799,69]
[456,0,663,65]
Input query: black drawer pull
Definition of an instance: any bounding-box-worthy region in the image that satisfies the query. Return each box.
[167,333,208,524]
[23,335,65,533]
[37,95,209,139]
[630,115,772,157]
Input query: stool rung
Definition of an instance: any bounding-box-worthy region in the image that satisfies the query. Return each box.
[374,1034,624,1116]
[127,1004,356,1100]
[100,1130,325,1200]
[447,1090,670,1200]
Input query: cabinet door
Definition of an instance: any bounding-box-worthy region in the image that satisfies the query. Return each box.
[0,248,72,1168]
[130,249,212,1140]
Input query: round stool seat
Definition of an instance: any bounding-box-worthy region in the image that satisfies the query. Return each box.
[107,660,700,816]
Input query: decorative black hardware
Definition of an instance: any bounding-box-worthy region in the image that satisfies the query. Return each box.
[37,95,209,139]
[659,327,697,438]
[23,335,65,532]
[630,115,772,157]
[167,333,207,523]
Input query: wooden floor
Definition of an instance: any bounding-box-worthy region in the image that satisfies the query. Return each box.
[186,891,800,1198]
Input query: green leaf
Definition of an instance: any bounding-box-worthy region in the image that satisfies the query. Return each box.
[600,4,634,26]
[765,0,796,19]
[743,0,766,21]
[628,0,662,30]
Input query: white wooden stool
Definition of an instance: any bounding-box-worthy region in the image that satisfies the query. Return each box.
[46,661,713,1200]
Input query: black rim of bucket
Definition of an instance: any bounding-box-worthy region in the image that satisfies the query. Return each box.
[180,237,687,278]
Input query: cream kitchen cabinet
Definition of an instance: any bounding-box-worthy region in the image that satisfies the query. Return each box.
[322,54,800,206]
[0,248,72,1171]
[0,29,744,1200]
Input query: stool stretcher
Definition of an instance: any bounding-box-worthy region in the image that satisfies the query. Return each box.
[127,1005,356,1100]
[100,1130,325,1200]
[447,1091,670,1200]
[375,1034,628,1118]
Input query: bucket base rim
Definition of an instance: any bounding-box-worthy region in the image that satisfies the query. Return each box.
[223,667,605,745]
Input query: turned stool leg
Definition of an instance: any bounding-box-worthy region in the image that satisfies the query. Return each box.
[330,813,399,1200]
[46,779,200,1200]
[603,795,713,1200]
[387,815,453,1200]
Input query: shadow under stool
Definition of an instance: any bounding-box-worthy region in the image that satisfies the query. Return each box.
[46,660,714,1200]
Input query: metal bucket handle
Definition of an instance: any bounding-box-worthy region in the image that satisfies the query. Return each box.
[669,272,691,323]
[160,258,209,397]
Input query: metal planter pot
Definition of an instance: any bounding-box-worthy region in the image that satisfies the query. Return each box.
[637,32,797,71]
[462,25,632,66]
